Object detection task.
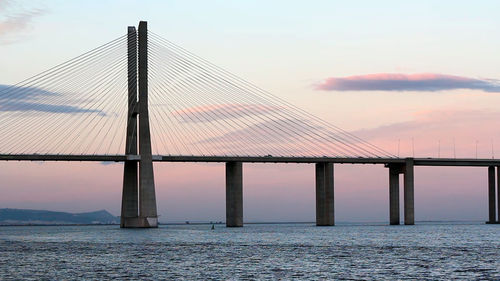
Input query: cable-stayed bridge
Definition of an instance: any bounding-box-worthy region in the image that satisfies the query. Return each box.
[1,21,499,227]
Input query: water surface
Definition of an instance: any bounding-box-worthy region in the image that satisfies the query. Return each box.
[0,223,499,280]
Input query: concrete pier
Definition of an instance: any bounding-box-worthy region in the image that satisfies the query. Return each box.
[226,162,243,227]
[315,163,334,226]
[388,164,402,225]
[497,167,500,223]
[404,158,415,225]
[487,166,496,223]
[121,26,140,228]
[137,21,158,227]
[120,21,158,228]
[121,161,139,227]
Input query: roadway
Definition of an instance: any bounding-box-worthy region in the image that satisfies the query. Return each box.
[1,154,500,166]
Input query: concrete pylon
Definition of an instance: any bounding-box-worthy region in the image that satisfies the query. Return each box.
[121,26,139,228]
[315,162,334,226]
[497,167,500,223]
[137,21,158,227]
[120,21,158,228]
[487,166,496,224]
[403,158,415,225]
[388,164,403,225]
[226,162,243,227]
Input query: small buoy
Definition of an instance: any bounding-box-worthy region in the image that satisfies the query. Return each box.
[211,224,215,230]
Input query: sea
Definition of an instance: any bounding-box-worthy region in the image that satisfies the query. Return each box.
[0,222,498,280]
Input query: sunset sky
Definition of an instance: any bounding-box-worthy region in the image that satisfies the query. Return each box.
[1,0,499,222]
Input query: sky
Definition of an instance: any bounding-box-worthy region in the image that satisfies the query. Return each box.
[1,0,500,222]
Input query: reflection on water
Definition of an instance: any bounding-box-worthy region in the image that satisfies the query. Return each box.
[0,223,499,280]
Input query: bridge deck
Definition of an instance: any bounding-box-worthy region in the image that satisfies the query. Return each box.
[0,154,499,166]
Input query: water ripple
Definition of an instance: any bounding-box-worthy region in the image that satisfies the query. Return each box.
[0,223,499,280]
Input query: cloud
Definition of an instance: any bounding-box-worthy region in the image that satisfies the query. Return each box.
[352,109,500,158]
[0,0,46,44]
[354,109,500,138]
[192,117,328,156]
[198,117,321,145]
[0,84,103,114]
[0,101,101,114]
[166,104,391,157]
[0,84,57,100]
[315,73,500,92]
[0,1,11,12]
[171,103,283,123]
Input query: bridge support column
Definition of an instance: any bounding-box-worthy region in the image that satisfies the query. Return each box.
[315,163,334,226]
[121,26,141,228]
[226,162,243,227]
[121,160,139,227]
[137,21,158,228]
[497,167,500,223]
[388,164,402,225]
[403,158,415,225]
[121,21,157,228]
[487,166,496,224]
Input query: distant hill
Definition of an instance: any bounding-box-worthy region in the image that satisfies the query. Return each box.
[0,208,119,225]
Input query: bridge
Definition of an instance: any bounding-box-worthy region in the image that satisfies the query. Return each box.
[1,21,499,227]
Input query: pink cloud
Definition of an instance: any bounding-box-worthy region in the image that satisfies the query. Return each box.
[353,109,500,158]
[0,1,46,45]
[315,73,500,92]
[171,103,282,123]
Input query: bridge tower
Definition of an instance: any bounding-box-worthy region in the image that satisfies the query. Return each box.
[121,21,158,228]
